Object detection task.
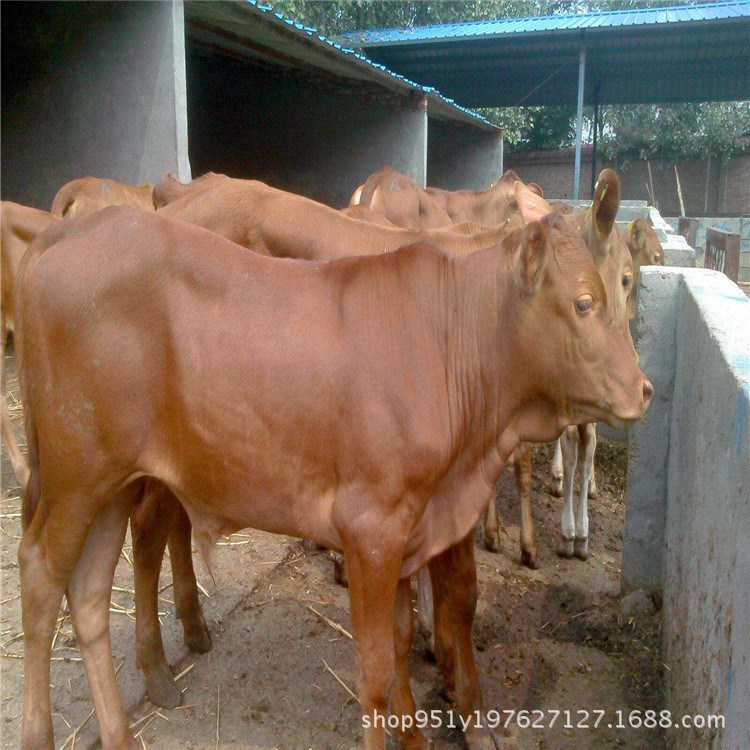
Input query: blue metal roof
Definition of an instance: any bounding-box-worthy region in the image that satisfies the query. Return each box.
[334,1,750,106]
[337,1,750,47]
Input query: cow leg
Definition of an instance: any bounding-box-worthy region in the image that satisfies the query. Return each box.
[132,481,182,708]
[514,443,537,569]
[328,550,349,587]
[416,566,435,655]
[557,426,578,558]
[430,533,500,750]
[340,524,404,750]
[549,438,564,497]
[67,496,138,749]
[1,393,29,489]
[483,488,501,553]
[573,424,596,560]
[168,503,212,653]
[19,522,66,749]
[391,577,429,749]
[587,442,599,498]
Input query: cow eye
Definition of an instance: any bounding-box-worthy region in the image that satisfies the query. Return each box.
[575,294,594,314]
[622,274,633,292]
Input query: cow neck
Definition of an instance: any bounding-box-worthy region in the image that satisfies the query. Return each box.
[440,245,525,484]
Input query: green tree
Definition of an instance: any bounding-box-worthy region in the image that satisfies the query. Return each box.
[268,1,749,157]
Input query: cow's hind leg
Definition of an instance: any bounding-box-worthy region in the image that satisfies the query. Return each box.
[515,443,537,569]
[132,480,182,708]
[19,521,66,749]
[67,492,139,749]
[557,426,578,558]
[392,577,429,749]
[573,424,596,560]
[168,503,212,653]
[1,393,29,489]
[430,533,502,750]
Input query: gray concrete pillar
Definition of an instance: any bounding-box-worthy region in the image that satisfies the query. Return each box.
[1,1,190,208]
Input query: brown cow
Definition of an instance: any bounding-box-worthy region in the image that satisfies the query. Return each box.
[499,173,644,568]
[50,177,154,218]
[17,205,651,750]
[152,172,192,209]
[625,217,664,289]
[1,202,60,489]
[351,166,543,229]
[156,172,508,259]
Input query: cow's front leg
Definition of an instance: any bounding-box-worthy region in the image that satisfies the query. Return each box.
[514,443,537,569]
[392,577,430,749]
[558,426,578,558]
[340,516,406,750]
[416,566,435,655]
[573,424,596,560]
[483,489,501,553]
[430,533,503,750]
[549,438,564,497]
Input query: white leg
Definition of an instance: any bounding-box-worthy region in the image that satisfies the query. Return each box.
[574,424,596,560]
[558,427,577,557]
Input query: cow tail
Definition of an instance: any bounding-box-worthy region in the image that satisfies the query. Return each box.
[20,402,40,532]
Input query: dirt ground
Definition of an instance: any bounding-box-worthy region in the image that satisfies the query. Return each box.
[1,343,664,750]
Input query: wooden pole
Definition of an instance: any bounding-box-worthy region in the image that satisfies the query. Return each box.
[674,164,685,217]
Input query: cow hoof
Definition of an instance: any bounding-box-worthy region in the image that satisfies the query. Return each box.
[574,537,589,560]
[144,663,182,709]
[549,476,563,497]
[484,530,501,553]
[183,613,213,654]
[520,548,539,570]
[301,538,318,551]
[588,482,599,499]
[557,537,575,558]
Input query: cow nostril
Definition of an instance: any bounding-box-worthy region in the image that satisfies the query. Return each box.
[643,379,654,402]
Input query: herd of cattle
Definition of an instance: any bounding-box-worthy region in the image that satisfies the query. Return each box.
[0,165,662,750]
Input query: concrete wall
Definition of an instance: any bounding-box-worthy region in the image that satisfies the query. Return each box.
[186,45,428,208]
[505,150,750,218]
[1,1,189,210]
[427,120,503,191]
[666,217,750,283]
[623,268,750,750]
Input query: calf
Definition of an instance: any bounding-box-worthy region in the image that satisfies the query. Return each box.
[351,166,544,229]
[1,202,60,489]
[18,206,651,750]
[51,177,154,218]
[156,172,508,259]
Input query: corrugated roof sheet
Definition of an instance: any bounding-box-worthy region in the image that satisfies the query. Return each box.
[235,1,497,129]
[337,0,750,46]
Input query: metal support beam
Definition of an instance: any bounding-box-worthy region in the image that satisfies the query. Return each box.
[591,98,599,197]
[573,44,586,199]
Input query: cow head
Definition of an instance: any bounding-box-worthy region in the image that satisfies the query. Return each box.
[625,218,664,313]
[508,186,652,436]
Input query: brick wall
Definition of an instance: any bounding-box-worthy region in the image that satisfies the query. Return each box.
[505,149,750,217]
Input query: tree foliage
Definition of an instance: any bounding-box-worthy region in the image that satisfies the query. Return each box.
[268,1,749,159]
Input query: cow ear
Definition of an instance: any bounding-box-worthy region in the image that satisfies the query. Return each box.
[514,220,551,296]
[591,169,620,242]
[514,181,551,224]
[527,182,544,198]
[627,219,648,260]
